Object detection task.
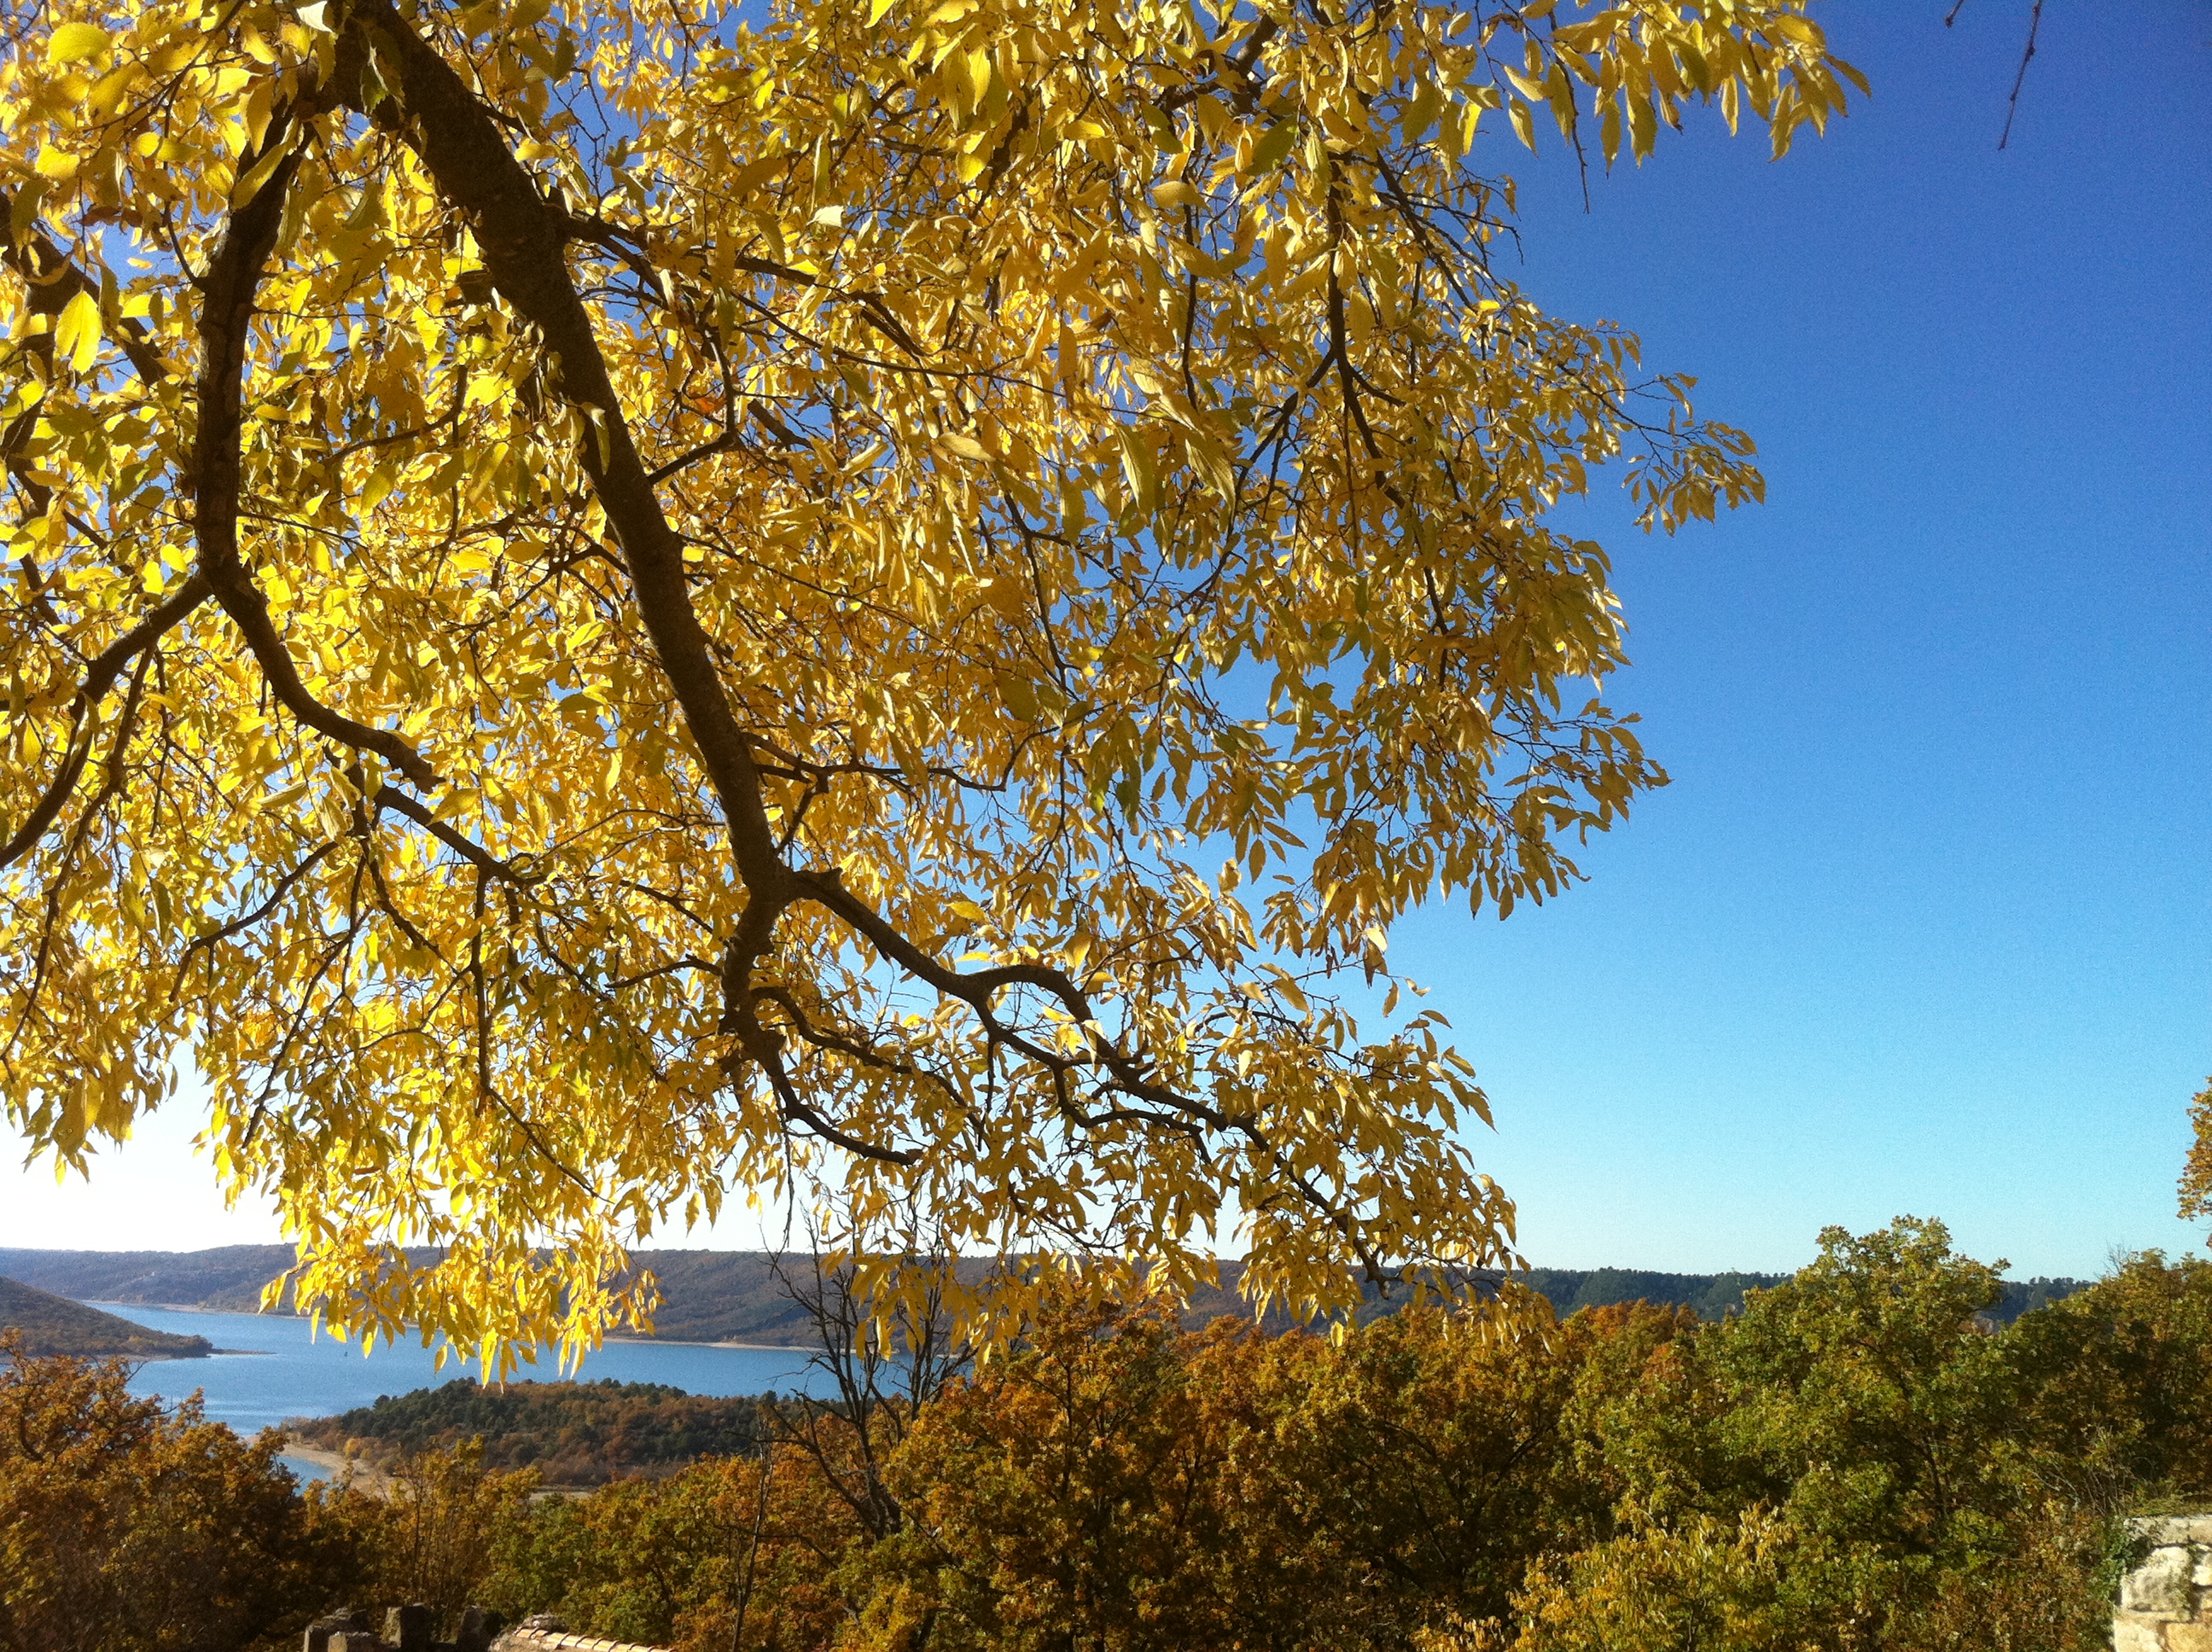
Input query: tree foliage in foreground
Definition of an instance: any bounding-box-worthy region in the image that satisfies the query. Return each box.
[0,1335,366,1652]
[392,1223,2201,1652]
[2182,1076,2212,1242]
[0,0,1862,1355]
[9,1224,2209,1652]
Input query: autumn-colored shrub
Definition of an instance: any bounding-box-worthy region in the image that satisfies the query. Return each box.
[481,1442,870,1652]
[830,1291,1684,1652]
[1494,1508,1812,1652]
[2004,1251,2212,1507]
[0,1336,368,1652]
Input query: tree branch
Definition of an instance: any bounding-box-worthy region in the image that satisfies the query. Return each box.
[344,0,783,886]
[0,573,211,870]
[188,49,442,795]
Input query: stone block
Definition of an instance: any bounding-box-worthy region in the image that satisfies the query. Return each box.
[492,1615,573,1652]
[2124,1545,2199,1618]
[386,1605,434,1652]
[2163,1626,2212,1652]
[2113,1616,2168,1652]
[2135,1515,2212,1547]
[306,1611,378,1652]
[458,1608,506,1652]
[335,1634,385,1652]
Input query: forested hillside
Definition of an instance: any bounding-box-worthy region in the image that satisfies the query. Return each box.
[289,1378,773,1484]
[0,1246,306,1312]
[1516,1266,2080,1324]
[0,1248,2083,1341]
[0,1275,211,1358]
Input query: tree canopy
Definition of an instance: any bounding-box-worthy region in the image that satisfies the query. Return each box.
[0,0,1861,1360]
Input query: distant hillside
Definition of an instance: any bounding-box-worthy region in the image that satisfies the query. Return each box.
[290,1377,772,1485]
[597,1254,2087,1336]
[0,1246,1266,1344]
[621,1250,1277,1343]
[1518,1267,1790,1322]
[0,1245,303,1312]
[0,1274,212,1358]
[1511,1268,2080,1326]
[0,1248,2087,1344]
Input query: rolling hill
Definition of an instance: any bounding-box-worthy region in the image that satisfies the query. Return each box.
[0,1273,212,1358]
[0,1246,2085,1342]
[289,1376,773,1484]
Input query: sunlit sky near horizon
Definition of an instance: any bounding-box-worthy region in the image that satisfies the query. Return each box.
[4,4,2208,1283]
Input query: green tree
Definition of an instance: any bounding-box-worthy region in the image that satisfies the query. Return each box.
[2004,1250,2212,1509]
[1694,1219,2029,1565]
[1529,1219,2118,1652]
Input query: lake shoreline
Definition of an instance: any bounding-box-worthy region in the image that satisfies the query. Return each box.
[604,1333,815,1352]
[102,1302,838,1443]
[3,1348,214,1364]
[277,1441,388,1492]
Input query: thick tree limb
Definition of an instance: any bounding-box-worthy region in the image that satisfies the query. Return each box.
[343,1,876,1151]
[190,108,442,796]
[346,0,783,886]
[0,573,211,870]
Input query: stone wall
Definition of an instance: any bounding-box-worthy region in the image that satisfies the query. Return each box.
[492,1620,673,1652]
[300,1607,669,1652]
[317,1539,2212,1652]
[2116,1515,2212,1652]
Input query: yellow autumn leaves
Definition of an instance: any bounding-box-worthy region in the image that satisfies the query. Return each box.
[0,0,1854,1364]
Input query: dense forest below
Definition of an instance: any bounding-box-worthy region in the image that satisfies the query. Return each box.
[0,1248,2085,1341]
[10,1221,2196,1652]
[283,1271,2084,1486]
[289,1379,773,1485]
[0,1275,211,1358]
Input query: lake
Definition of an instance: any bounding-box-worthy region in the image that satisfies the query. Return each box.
[94,1303,838,1485]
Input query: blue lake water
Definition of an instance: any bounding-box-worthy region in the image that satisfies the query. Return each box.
[94,1303,835,1485]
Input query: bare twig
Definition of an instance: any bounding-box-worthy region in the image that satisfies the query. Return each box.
[1997,0,2045,151]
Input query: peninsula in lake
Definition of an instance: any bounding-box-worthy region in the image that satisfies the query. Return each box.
[0,1273,212,1358]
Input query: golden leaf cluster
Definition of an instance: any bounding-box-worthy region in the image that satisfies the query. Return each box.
[0,0,1854,1364]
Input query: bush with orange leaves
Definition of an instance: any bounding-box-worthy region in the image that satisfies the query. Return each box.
[832,1291,1691,1652]
[0,1335,368,1652]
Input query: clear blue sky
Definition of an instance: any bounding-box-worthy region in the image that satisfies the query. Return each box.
[3,4,2207,1281]
[1388,0,2212,1278]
